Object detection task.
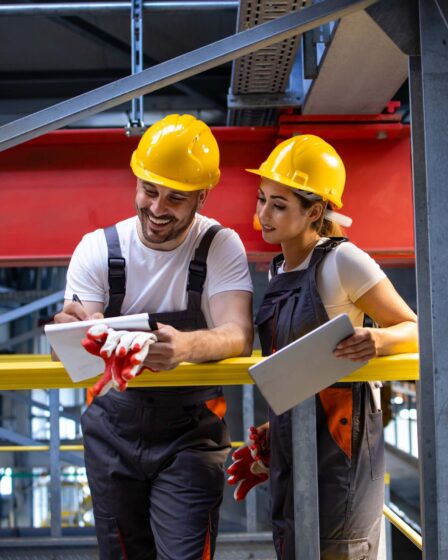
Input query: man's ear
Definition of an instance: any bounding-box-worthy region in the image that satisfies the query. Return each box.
[197,189,209,211]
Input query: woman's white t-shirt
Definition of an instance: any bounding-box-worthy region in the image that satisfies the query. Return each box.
[276,239,386,327]
[65,214,253,328]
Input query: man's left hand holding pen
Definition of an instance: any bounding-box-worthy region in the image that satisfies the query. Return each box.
[51,294,105,360]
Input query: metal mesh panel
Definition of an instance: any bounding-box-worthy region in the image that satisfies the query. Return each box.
[231,0,304,95]
[228,0,308,125]
[227,107,279,126]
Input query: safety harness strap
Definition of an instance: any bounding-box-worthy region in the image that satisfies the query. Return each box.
[104,226,126,318]
[187,225,223,311]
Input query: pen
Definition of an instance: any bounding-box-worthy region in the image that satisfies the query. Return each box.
[72,294,84,306]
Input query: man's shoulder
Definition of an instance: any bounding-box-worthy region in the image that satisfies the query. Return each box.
[194,213,221,231]
[195,214,241,242]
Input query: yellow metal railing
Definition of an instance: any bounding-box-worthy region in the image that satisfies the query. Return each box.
[0,352,419,390]
[0,352,422,551]
[383,504,422,551]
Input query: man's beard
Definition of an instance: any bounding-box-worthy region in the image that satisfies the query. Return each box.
[136,204,197,246]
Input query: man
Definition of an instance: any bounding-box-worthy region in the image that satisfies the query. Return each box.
[54,114,253,559]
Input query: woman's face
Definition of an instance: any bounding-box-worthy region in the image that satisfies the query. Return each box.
[256,179,320,245]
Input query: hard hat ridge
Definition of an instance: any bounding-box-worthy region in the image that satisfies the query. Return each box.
[131,114,221,191]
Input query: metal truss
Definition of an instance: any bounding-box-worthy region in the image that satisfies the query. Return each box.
[0,0,378,151]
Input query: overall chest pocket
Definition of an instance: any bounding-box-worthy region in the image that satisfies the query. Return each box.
[255,288,304,353]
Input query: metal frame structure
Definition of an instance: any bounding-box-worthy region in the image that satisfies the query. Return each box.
[0,0,378,151]
[1,0,448,557]
[411,1,448,557]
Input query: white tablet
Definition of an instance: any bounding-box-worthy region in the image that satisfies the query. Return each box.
[249,314,367,415]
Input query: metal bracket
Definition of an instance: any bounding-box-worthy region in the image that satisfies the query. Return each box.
[126,0,145,133]
[227,92,301,109]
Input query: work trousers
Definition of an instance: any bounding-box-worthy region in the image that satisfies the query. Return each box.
[81,389,231,560]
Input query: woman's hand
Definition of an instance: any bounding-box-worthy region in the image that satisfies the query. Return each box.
[333,327,379,362]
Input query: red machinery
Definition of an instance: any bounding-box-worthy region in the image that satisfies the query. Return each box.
[0,116,413,267]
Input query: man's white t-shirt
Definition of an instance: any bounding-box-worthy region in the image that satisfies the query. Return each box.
[65,214,253,328]
[276,239,386,327]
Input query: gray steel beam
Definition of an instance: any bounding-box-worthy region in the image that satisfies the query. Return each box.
[411,1,448,557]
[129,0,145,129]
[0,2,239,16]
[0,0,378,152]
[49,390,62,537]
[0,326,44,351]
[292,398,320,558]
[48,16,219,107]
[0,391,80,422]
[0,427,84,467]
[0,290,64,326]
[242,384,257,532]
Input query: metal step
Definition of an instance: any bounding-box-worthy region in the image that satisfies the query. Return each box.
[0,532,276,559]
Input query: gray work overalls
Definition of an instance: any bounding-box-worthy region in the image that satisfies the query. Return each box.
[81,224,231,560]
[255,238,384,560]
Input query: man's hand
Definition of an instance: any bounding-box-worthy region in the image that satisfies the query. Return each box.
[227,424,270,501]
[82,325,157,396]
[51,300,104,361]
[54,301,103,324]
[143,323,189,371]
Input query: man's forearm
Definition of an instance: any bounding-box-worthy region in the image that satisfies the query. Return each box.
[182,322,253,363]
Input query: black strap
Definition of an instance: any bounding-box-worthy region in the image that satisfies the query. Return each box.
[270,237,348,277]
[104,226,126,318]
[187,224,223,311]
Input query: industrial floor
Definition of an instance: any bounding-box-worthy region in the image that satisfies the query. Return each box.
[0,449,420,559]
[0,533,277,559]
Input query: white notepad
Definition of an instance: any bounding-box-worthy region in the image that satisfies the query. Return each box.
[45,314,156,382]
[249,314,367,415]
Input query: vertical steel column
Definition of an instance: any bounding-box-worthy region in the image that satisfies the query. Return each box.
[49,389,62,537]
[242,385,257,532]
[128,0,145,130]
[410,1,448,557]
[292,397,320,558]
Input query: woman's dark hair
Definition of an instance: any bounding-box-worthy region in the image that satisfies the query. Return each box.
[292,192,344,237]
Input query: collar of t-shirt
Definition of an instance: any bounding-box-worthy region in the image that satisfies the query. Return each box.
[276,237,329,275]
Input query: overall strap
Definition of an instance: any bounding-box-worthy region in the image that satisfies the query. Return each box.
[307,236,348,270]
[269,237,348,278]
[104,225,126,318]
[187,224,223,311]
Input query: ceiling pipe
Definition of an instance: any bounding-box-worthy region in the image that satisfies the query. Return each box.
[0,2,239,16]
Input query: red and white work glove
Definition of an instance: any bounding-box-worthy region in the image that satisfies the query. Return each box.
[227,425,270,501]
[81,325,157,397]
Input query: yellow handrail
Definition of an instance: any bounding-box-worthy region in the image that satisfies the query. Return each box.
[383,504,423,551]
[0,353,419,390]
[0,442,245,452]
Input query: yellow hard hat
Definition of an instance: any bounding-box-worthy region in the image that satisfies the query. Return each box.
[246,134,346,208]
[130,114,220,191]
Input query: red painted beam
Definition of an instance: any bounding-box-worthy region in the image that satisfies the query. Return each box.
[0,123,414,266]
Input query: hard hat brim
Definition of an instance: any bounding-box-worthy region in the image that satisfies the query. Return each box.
[131,152,219,192]
[246,168,343,209]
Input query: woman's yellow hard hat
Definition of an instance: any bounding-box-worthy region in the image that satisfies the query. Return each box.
[246,134,346,208]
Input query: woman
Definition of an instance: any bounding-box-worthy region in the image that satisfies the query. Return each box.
[228,135,418,559]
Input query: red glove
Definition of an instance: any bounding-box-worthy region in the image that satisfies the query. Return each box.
[81,325,157,397]
[227,425,270,501]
